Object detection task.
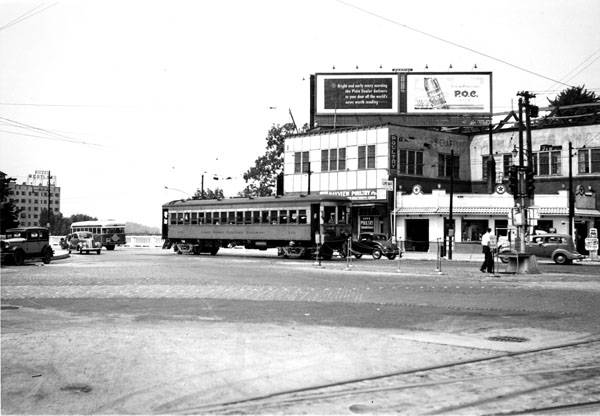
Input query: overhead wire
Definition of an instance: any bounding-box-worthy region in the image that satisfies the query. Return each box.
[0,116,104,147]
[0,2,58,33]
[334,0,574,88]
[545,47,600,91]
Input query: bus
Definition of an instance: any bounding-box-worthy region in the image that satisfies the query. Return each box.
[70,220,126,250]
[162,194,352,259]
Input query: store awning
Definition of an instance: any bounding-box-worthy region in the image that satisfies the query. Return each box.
[394,207,600,217]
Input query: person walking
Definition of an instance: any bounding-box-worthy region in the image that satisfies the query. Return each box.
[480,228,494,273]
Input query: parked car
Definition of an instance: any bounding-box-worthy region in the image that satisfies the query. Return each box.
[67,231,102,254]
[498,233,584,265]
[351,233,401,260]
[0,227,54,265]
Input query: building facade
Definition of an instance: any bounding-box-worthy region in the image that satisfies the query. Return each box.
[283,123,600,253]
[7,170,61,227]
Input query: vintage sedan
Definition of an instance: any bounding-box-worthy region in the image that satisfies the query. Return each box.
[67,231,102,254]
[351,233,401,260]
[0,227,54,265]
[499,233,585,265]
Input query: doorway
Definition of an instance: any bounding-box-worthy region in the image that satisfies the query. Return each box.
[405,219,429,251]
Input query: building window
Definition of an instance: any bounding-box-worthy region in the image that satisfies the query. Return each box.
[536,150,561,176]
[399,150,423,175]
[358,145,375,169]
[578,148,600,174]
[338,148,346,170]
[321,148,346,172]
[321,150,329,171]
[294,151,310,173]
[438,153,459,178]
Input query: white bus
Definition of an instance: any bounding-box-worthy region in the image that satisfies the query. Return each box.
[70,220,126,250]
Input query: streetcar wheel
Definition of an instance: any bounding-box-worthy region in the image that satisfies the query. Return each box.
[386,254,397,260]
[372,249,382,260]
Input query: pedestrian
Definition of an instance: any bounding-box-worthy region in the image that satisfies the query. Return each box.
[480,228,494,273]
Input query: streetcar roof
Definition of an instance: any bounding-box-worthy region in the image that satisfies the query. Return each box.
[71,220,125,227]
[163,194,352,209]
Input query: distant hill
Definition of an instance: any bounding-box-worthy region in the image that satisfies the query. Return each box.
[126,222,160,235]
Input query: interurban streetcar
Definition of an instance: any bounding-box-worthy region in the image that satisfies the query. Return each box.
[70,220,126,250]
[161,194,352,259]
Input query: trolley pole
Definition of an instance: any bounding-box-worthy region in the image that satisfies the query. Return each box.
[46,171,51,232]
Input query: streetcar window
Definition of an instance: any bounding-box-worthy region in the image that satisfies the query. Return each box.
[299,209,307,224]
[338,207,347,224]
[206,212,212,224]
[228,212,236,224]
[184,212,190,224]
[191,212,198,224]
[324,206,336,224]
[177,213,184,224]
[270,210,278,224]
[220,212,228,224]
[261,210,269,224]
[253,211,260,224]
[170,213,177,225]
[236,211,243,224]
[198,212,205,224]
[213,212,219,224]
[279,210,288,224]
[244,211,252,224]
[289,210,297,224]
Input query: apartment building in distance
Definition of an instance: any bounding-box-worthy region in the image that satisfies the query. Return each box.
[7,170,61,227]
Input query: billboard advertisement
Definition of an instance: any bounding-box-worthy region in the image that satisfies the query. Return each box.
[315,74,399,114]
[406,73,491,113]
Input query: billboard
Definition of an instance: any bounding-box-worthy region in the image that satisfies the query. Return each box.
[315,74,399,114]
[406,73,491,113]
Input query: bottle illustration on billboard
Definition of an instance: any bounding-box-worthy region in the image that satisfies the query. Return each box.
[424,77,448,109]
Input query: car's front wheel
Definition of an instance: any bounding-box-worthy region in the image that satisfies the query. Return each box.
[372,248,382,260]
[42,247,52,264]
[553,253,568,265]
[13,250,25,266]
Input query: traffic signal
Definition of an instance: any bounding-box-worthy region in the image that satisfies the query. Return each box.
[508,165,519,196]
[529,105,539,118]
[525,168,535,198]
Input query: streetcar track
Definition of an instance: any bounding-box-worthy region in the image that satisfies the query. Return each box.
[171,338,600,414]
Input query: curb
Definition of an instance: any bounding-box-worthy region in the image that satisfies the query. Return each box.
[51,253,70,261]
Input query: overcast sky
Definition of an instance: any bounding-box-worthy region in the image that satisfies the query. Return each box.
[1,0,599,228]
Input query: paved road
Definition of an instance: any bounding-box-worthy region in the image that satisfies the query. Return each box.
[2,248,599,414]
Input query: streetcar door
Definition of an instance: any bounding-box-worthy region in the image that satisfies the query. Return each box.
[162,208,169,239]
[310,204,320,242]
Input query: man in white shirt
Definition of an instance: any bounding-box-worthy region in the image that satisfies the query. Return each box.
[480,228,494,273]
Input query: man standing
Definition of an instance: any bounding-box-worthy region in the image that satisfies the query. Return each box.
[480,228,494,273]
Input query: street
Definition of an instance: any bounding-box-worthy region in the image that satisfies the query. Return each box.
[2,248,600,414]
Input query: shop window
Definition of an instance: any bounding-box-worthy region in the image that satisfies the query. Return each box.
[536,149,561,176]
[438,153,459,178]
[321,150,329,171]
[338,148,346,170]
[578,148,600,174]
[462,219,488,242]
[399,150,423,175]
[294,151,310,173]
[358,145,375,169]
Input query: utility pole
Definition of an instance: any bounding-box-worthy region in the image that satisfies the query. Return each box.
[568,141,575,236]
[448,150,454,260]
[487,123,496,194]
[47,171,52,232]
[201,174,204,199]
[307,161,312,195]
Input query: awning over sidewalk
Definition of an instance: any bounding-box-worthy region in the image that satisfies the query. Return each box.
[394,207,600,217]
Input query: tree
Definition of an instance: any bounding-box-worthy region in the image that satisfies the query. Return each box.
[39,209,71,235]
[192,187,224,200]
[70,214,98,223]
[544,85,600,125]
[0,173,21,233]
[241,122,308,197]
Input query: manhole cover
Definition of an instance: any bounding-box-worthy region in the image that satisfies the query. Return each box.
[487,336,529,343]
[60,383,92,393]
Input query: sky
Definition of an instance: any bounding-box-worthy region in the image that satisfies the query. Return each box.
[1,0,599,228]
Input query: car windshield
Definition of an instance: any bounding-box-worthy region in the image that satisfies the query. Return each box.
[78,232,93,239]
[6,231,23,238]
[372,234,388,241]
